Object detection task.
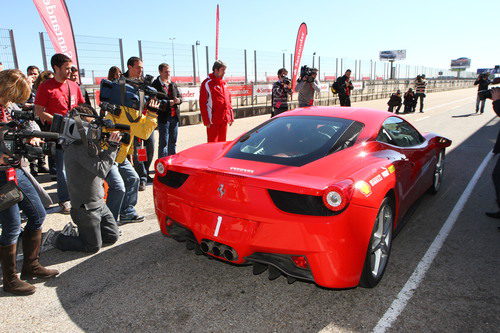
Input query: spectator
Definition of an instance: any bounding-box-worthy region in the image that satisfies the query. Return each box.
[107,66,122,81]
[403,88,416,113]
[54,105,121,253]
[414,75,427,113]
[102,56,158,224]
[0,69,58,295]
[387,90,402,113]
[485,84,500,223]
[199,60,234,142]
[271,68,292,117]
[34,53,85,214]
[152,63,182,158]
[474,73,490,114]
[335,69,354,107]
[296,67,321,107]
[33,70,54,92]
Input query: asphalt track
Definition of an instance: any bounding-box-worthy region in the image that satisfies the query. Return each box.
[1,87,499,332]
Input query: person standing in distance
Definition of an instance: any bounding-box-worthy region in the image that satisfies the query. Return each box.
[271,68,292,117]
[414,75,427,113]
[474,73,490,114]
[199,60,234,142]
[335,69,354,107]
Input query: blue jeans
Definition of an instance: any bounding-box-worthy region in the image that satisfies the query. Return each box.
[56,148,70,202]
[0,169,46,246]
[105,163,126,221]
[133,134,156,184]
[158,117,179,158]
[117,160,139,219]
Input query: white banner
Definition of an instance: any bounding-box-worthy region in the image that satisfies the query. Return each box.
[320,83,329,92]
[178,86,199,101]
[253,84,272,96]
[352,81,363,90]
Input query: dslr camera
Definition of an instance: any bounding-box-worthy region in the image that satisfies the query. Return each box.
[50,104,131,145]
[0,121,59,165]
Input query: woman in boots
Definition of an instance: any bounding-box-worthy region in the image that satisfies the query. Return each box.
[0,69,58,295]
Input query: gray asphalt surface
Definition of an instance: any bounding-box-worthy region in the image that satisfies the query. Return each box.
[1,88,499,333]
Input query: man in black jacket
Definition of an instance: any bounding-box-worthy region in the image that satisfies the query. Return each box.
[152,63,182,158]
[335,70,354,106]
[474,73,491,114]
[387,90,402,113]
[485,83,500,222]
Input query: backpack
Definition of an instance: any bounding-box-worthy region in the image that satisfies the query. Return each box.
[331,81,340,95]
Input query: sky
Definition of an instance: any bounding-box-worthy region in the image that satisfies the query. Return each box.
[1,0,499,75]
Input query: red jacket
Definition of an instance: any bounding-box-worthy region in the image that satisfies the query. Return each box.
[199,73,234,126]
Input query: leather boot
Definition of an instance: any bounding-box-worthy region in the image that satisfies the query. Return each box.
[1,244,36,295]
[20,229,59,280]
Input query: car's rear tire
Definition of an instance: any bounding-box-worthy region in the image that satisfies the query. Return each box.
[359,197,393,288]
[429,149,445,194]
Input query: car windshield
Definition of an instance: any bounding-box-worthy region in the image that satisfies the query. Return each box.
[225,116,363,166]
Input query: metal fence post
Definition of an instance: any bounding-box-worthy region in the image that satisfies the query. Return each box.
[318,56,321,81]
[138,40,143,59]
[370,60,373,80]
[359,60,361,80]
[8,30,19,69]
[290,53,292,74]
[340,58,343,75]
[336,58,338,78]
[244,49,248,84]
[282,53,285,68]
[191,45,197,85]
[119,38,125,72]
[354,60,357,80]
[39,32,48,71]
[374,62,377,79]
[254,50,257,83]
[205,46,209,76]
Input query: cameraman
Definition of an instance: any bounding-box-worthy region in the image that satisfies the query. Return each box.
[54,105,122,253]
[295,67,320,107]
[271,68,292,117]
[34,54,85,214]
[101,57,158,224]
[0,69,58,295]
[335,69,354,107]
[474,73,490,114]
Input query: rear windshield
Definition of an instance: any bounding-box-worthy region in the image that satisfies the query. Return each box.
[225,116,363,166]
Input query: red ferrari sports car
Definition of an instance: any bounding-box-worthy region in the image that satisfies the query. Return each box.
[153,107,451,288]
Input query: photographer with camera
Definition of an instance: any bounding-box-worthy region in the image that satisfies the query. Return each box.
[34,54,85,214]
[414,75,427,113]
[100,57,158,224]
[271,68,292,117]
[53,104,122,253]
[474,73,491,114]
[334,69,354,107]
[295,66,320,107]
[0,69,59,295]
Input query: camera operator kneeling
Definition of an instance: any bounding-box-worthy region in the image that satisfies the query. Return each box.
[54,106,122,253]
[0,69,58,296]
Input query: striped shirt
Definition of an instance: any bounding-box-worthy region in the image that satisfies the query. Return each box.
[415,80,426,94]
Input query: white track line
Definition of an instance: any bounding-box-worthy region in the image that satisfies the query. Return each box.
[372,151,494,333]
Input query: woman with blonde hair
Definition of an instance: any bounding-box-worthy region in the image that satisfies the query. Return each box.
[0,69,59,295]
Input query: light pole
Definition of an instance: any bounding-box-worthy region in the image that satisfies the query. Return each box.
[169,37,176,76]
[312,52,316,68]
[195,40,201,82]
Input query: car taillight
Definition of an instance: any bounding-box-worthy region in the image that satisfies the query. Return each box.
[322,180,354,211]
[155,160,167,176]
[290,255,309,269]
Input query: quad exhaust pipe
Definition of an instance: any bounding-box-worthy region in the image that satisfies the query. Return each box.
[199,239,238,261]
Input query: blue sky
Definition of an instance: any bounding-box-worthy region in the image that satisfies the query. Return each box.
[1,0,499,75]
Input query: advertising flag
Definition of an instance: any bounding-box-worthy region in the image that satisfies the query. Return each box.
[292,23,308,92]
[33,0,80,70]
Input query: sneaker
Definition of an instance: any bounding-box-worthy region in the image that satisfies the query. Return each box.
[119,215,145,225]
[139,182,146,191]
[61,222,78,236]
[59,201,71,214]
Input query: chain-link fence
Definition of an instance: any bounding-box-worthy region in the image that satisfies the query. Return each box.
[0,28,18,70]
[40,32,124,82]
[139,40,195,81]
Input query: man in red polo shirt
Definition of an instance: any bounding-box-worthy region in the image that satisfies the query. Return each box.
[35,53,85,214]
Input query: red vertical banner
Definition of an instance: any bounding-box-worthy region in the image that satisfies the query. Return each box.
[291,23,308,92]
[215,4,220,60]
[33,0,80,71]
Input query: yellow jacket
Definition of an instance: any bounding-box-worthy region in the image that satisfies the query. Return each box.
[105,106,158,163]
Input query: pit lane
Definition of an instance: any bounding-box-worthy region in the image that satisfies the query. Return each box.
[1,88,498,332]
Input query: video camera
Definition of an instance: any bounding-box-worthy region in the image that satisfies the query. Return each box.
[100,75,168,111]
[11,109,37,121]
[478,77,500,100]
[0,121,59,165]
[50,104,131,145]
[299,65,316,82]
[282,76,291,85]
